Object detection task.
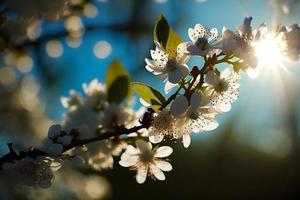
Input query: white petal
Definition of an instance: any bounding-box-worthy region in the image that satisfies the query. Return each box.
[168,69,183,84]
[149,134,164,144]
[155,146,173,158]
[202,119,219,131]
[205,71,219,86]
[176,42,190,63]
[136,165,148,184]
[220,67,233,79]
[145,58,165,73]
[190,92,202,109]
[136,139,151,152]
[119,157,138,167]
[183,134,191,148]
[188,28,197,43]
[57,135,72,145]
[150,164,165,181]
[170,95,189,117]
[48,124,61,138]
[209,28,218,41]
[139,98,151,107]
[164,81,177,94]
[125,145,139,155]
[217,100,231,112]
[187,44,208,56]
[155,160,173,172]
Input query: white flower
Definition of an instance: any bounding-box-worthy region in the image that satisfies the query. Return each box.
[61,89,82,109]
[40,139,63,156]
[119,139,173,184]
[48,124,62,139]
[181,24,218,57]
[82,79,107,109]
[221,27,249,56]
[2,157,56,188]
[285,24,300,60]
[145,41,190,84]
[86,140,127,171]
[62,104,100,139]
[170,92,219,148]
[220,18,260,78]
[238,17,253,39]
[57,135,72,145]
[205,68,239,112]
[99,103,133,130]
[147,108,178,144]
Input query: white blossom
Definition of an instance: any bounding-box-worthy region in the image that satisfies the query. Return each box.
[57,135,72,145]
[284,24,300,60]
[82,79,107,109]
[40,139,63,156]
[99,103,134,130]
[220,18,260,78]
[62,104,100,139]
[86,140,127,171]
[61,90,82,109]
[147,108,177,144]
[170,92,219,148]
[205,68,239,112]
[119,139,172,184]
[181,24,218,57]
[2,157,56,188]
[145,41,190,84]
[48,124,62,139]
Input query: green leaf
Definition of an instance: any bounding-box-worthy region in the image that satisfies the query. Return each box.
[154,14,183,59]
[131,82,166,111]
[232,62,242,74]
[106,60,131,103]
[154,14,169,49]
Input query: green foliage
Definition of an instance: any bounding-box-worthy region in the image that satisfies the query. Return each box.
[131,82,166,111]
[106,60,131,103]
[232,62,243,74]
[154,14,183,59]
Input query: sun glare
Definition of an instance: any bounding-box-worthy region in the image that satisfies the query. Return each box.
[253,34,286,68]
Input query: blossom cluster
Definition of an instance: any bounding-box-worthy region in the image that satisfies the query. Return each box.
[1,15,300,188]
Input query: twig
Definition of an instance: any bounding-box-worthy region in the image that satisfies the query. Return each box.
[0,124,146,169]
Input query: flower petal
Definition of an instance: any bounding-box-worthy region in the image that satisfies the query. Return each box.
[220,67,233,79]
[149,134,164,144]
[119,156,138,167]
[136,165,148,184]
[170,95,189,118]
[176,42,190,63]
[155,160,173,172]
[205,71,219,86]
[183,134,191,148]
[164,80,177,94]
[155,146,173,158]
[135,139,151,153]
[150,164,165,181]
[190,92,202,109]
[139,98,151,107]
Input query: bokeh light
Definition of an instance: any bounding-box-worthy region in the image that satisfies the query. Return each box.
[46,40,64,58]
[93,41,112,59]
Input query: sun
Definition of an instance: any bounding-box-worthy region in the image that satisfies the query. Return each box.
[252,33,287,70]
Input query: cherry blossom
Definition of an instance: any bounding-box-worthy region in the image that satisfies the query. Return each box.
[119,140,172,184]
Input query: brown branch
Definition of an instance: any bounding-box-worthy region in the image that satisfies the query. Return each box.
[0,124,147,169]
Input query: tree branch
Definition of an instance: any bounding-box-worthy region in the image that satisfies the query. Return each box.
[0,124,146,169]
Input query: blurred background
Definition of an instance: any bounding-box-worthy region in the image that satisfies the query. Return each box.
[0,0,300,199]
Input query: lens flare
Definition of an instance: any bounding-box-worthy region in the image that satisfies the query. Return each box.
[252,32,287,73]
